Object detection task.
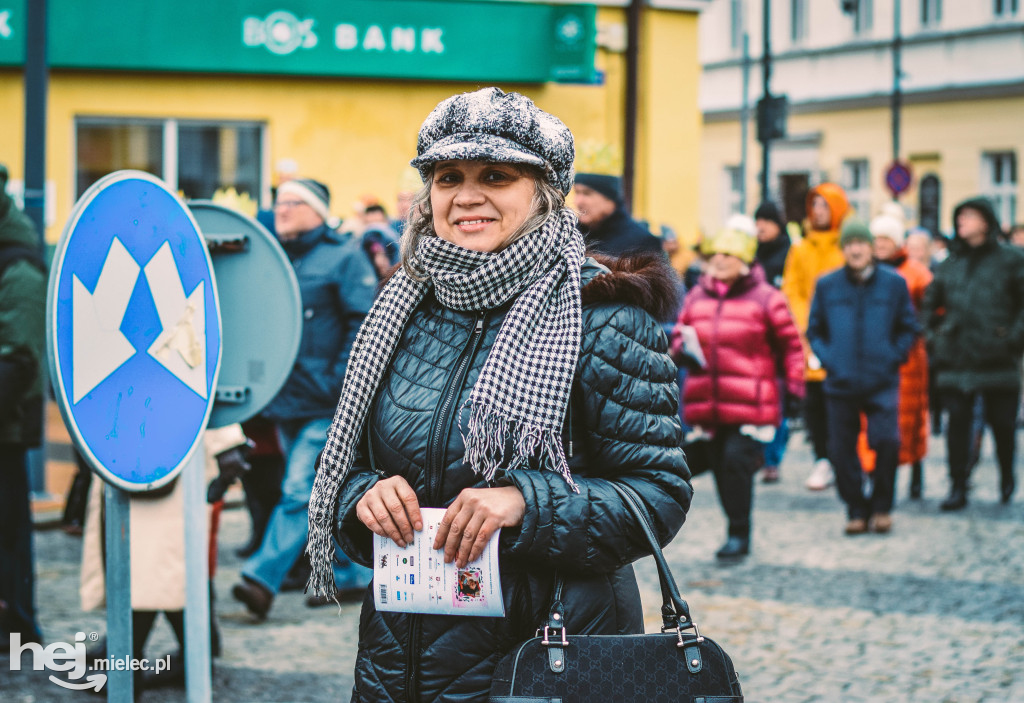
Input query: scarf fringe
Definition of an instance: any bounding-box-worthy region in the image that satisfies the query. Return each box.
[463,402,579,493]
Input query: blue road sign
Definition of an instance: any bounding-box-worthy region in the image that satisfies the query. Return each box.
[885,161,913,197]
[47,171,222,492]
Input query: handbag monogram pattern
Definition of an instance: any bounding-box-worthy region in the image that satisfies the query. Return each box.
[490,483,743,703]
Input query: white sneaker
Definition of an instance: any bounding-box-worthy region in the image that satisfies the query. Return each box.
[806,459,834,491]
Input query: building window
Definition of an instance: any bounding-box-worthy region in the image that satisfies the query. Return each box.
[982,152,1017,229]
[921,0,942,27]
[723,166,743,222]
[994,0,1019,17]
[853,0,873,34]
[729,0,743,51]
[842,159,871,220]
[790,0,808,43]
[75,118,264,205]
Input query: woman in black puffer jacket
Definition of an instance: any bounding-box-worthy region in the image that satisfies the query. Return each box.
[305,88,692,703]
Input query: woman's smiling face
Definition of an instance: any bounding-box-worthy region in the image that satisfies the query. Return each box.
[430,160,536,253]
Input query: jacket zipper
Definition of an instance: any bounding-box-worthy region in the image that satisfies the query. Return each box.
[404,311,486,703]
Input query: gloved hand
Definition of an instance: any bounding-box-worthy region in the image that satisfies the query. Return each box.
[206,444,252,504]
[783,393,804,420]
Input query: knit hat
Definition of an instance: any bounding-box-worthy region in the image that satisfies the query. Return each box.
[840,218,873,246]
[869,214,905,246]
[704,214,758,263]
[573,173,623,206]
[411,87,575,195]
[754,201,785,230]
[277,178,339,229]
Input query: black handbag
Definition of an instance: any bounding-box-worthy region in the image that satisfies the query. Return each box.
[490,482,743,703]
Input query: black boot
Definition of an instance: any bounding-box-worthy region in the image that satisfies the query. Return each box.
[1001,473,1015,504]
[715,536,750,561]
[940,486,968,511]
[909,462,923,500]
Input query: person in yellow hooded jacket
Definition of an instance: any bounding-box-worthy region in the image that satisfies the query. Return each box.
[781,183,850,491]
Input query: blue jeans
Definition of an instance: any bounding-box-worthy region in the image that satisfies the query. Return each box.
[762,416,789,468]
[242,418,371,594]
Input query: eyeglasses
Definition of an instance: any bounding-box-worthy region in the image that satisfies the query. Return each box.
[274,199,306,209]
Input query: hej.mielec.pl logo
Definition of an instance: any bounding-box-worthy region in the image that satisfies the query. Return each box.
[8,632,171,691]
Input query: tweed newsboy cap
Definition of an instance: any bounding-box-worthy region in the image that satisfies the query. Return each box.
[411,87,575,195]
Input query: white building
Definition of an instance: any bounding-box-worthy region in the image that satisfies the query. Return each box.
[698,0,1024,235]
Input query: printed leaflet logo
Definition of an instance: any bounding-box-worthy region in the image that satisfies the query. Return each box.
[243,10,317,55]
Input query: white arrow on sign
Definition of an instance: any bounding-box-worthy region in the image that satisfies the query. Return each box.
[145,242,208,399]
[72,238,140,403]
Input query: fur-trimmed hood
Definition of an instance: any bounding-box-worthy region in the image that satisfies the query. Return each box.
[582,252,681,322]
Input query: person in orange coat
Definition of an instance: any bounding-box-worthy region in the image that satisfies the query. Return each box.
[857,214,933,498]
[781,183,849,491]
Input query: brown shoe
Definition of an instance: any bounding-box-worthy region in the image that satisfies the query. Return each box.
[844,518,868,535]
[231,576,273,620]
[870,514,893,533]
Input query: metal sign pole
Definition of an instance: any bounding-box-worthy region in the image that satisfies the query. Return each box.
[184,444,212,702]
[104,487,133,702]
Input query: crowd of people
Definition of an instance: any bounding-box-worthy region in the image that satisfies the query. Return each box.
[2,87,1022,701]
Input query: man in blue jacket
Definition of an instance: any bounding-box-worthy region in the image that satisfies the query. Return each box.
[807,219,919,536]
[232,178,377,618]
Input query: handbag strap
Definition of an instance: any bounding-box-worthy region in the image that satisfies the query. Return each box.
[608,482,694,631]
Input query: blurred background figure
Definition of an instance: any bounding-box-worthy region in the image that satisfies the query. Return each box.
[392,167,422,235]
[781,184,850,492]
[671,215,804,560]
[865,214,933,499]
[0,164,47,650]
[924,198,1024,511]
[573,172,662,255]
[753,201,793,484]
[905,228,933,269]
[1009,223,1024,249]
[807,219,919,535]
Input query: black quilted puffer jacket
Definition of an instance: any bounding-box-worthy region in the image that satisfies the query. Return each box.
[334,254,692,703]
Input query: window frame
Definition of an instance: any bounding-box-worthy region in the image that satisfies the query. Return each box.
[790,0,808,44]
[852,0,873,35]
[841,158,871,221]
[920,0,942,28]
[723,165,744,224]
[981,151,1018,230]
[994,0,1020,18]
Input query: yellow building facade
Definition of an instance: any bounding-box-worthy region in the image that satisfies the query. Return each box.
[0,2,704,248]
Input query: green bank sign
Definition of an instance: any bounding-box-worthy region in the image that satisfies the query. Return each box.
[0,0,596,83]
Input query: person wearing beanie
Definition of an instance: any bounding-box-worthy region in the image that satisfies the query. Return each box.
[231,176,380,618]
[754,201,791,289]
[856,213,933,500]
[924,197,1024,510]
[806,219,920,535]
[572,172,662,256]
[305,87,690,702]
[671,217,804,560]
[751,202,795,483]
[781,183,849,492]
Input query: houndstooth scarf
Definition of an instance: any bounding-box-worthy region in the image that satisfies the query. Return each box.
[306,207,585,597]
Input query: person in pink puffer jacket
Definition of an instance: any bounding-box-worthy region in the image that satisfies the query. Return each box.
[671,215,805,560]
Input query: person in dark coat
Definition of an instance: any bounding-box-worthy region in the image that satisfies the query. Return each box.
[0,165,47,648]
[923,197,1024,510]
[302,88,691,703]
[754,201,791,288]
[231,178,379,618]
[807,220,920,535]
[572,172,662,256]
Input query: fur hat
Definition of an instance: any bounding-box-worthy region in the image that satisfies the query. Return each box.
[277,178,338,229]
[840,218,874,247]
[411,87,575,195]
[704,214,758,263]
[573,173,623,206]
[869,214,905,246]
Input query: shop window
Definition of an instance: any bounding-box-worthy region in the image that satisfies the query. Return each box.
[790,0,808,43]
[723,166,744,223]
[994,0,1019,17]
[76,119,264,205]
[982,152,1017,229]
[920,0,942,27]
[842,159,870,220]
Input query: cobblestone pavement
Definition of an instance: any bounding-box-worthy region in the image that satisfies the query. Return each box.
[4,429,1022,702]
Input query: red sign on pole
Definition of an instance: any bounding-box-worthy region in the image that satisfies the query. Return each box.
[885,161,913,197]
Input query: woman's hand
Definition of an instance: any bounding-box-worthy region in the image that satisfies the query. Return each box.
[356,476,423,548]
[433,486,526,568]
